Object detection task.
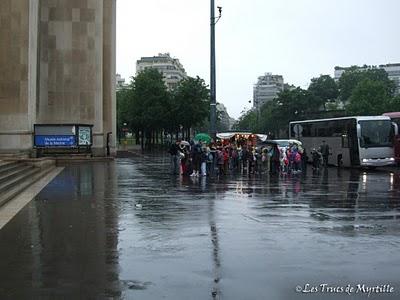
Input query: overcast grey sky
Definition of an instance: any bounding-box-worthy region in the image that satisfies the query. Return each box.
[116,0,400,119]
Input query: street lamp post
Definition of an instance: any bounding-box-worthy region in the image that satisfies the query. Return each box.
[251,99,260,132]
[210,1,221,140]
[255,101,260,132]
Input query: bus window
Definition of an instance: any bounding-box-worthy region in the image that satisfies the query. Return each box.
[359,120,392,148]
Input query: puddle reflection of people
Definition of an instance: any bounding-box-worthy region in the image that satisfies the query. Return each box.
[293,176,302,194]
[389,172,400,209]
[345,170,360,208]
[200,176,207,192]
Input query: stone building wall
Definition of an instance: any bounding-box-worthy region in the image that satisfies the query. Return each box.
[0,0,116,156]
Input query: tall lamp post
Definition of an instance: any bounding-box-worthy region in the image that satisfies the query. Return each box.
[255,100,260,133]
[210,1,222,140]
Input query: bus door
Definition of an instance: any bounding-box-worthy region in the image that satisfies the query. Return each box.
[348,120,360,166]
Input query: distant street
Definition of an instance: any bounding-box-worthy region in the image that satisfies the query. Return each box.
[1,153,400,299]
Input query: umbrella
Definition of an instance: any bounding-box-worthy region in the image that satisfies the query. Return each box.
[180,141,190,146]
[216,132,236,139]
[194,133,212,143]
[256,134,268,142]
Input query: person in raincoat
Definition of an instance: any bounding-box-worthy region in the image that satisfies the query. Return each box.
[319,140,330,167]
[270,144,280,175]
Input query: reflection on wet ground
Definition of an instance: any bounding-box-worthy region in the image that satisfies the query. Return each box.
[0,153,400,299]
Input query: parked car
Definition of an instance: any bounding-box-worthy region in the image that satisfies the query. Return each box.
[262,139,302,150]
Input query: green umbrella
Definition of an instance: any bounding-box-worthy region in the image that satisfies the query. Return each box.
[194,133,212,143]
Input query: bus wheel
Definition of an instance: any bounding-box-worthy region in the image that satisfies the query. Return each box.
[337,154,343,168]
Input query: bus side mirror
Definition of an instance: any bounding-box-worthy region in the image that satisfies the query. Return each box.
[390,122,398,144]
[356,124,364,147]
[356,123,361,136]
[392,122,399,136]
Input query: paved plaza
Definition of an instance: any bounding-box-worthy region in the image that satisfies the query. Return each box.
[1,153,400,299]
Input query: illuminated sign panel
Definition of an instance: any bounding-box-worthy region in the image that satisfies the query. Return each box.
[34,135,76,147]
[34,124,93,148]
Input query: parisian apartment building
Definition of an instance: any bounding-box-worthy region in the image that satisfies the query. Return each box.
[253,73,284,109]
[136,53,187,91]
[334,63,400,95]
[116,74,128,91]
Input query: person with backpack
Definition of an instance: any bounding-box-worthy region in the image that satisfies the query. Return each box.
[294,151,302,173]
[190,140,202,177]
[216,147,225,175]
[168,140,182,175]
[312,148,322,171]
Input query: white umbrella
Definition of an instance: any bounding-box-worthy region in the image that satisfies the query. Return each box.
[180,141,190,146]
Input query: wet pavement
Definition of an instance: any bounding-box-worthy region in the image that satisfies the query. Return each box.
[1,153,400,299]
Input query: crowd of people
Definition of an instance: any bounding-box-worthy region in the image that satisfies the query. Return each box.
[168,138,329,177]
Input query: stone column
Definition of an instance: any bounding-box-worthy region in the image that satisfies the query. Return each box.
[102,0,117,156]
[28,0,39,144]
[0,0,39,154]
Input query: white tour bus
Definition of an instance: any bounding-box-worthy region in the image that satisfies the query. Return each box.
[289,116,396,167]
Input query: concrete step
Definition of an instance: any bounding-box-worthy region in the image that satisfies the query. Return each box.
[0,166,56,207]
[0,161,21,176]
[0,152,29,159]
[0,165,35,185]
[0,166,39,194]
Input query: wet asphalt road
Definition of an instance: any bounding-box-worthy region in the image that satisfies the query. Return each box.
[1,153,400,299]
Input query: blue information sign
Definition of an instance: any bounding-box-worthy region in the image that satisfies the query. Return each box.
[35,135,76,147]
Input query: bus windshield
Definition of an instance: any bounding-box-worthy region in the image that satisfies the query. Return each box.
[359,120,392,148]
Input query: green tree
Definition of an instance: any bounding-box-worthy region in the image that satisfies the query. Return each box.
[387,95,400,112]
[117,87,131,129]
[347,79,394,115]
[132,68,171,149]
[258,100,279,134]
[117,80,144,143]
[172,76,210,139]
[252,88,325,137]
[274,88,323,121]
[308,75,338,109]
[339,67,395,102]
[232,109,257,132]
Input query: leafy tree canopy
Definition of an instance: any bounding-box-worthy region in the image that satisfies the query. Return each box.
[232,109,257,132]
[116,69,211,143]
[347,79,394,115]
[339,67,395,102]
[133,68,170,130]
[172,76,210,130]
[308,75,338,103]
